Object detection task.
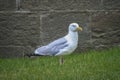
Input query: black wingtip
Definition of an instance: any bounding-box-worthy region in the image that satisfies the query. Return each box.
[24,54,44,58]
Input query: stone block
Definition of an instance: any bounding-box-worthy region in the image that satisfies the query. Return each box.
[21,0,101,11]
[90,11,120,49]
[23,46,35,55]
[0,13,41,47]
[0,0,16,11]
[40,12,91,52]
[103,0,120,10]
[0,46,23,58]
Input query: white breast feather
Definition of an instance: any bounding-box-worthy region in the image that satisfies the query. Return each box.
[55,33,78,56]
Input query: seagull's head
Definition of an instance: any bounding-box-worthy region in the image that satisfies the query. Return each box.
[69,23,82,32]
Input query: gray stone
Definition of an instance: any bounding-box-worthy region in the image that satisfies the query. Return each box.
[0,46,23,58]
[0,12,41,57]
[20,0,101,11]
[90,11,120,49]
[40,12,91,52]
[0,13,41,47]
[23,46,35,55]
[0,0,120,58]
[0,0,16,11]
[103,0,120,10]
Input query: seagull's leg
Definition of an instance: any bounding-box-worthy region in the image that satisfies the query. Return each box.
[59,56,64,65]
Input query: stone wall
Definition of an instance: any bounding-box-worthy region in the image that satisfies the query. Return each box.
[0,0,120,58]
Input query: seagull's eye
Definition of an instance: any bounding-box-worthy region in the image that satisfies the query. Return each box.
[72,25,76,28]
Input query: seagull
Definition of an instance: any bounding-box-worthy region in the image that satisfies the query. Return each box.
[26,23,82,64]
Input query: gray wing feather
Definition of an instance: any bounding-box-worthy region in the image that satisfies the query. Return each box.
[35,37,68,56]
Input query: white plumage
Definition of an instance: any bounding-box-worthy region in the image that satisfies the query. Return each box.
[27,23,82,64]
[34,23,82,56]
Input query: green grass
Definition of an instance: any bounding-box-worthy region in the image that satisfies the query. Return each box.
[0,47,120,80]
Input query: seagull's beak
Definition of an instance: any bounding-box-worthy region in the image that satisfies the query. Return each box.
[76,26,82,31]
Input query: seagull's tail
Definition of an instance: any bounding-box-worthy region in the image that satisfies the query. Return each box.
[24,53,44,58]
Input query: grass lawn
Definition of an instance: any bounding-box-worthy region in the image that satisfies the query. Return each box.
[0,47,120,80]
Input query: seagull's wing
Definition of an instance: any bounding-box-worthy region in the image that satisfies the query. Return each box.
[34,37,68,56]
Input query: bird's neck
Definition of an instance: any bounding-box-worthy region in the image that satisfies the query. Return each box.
[65,31,78,42]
